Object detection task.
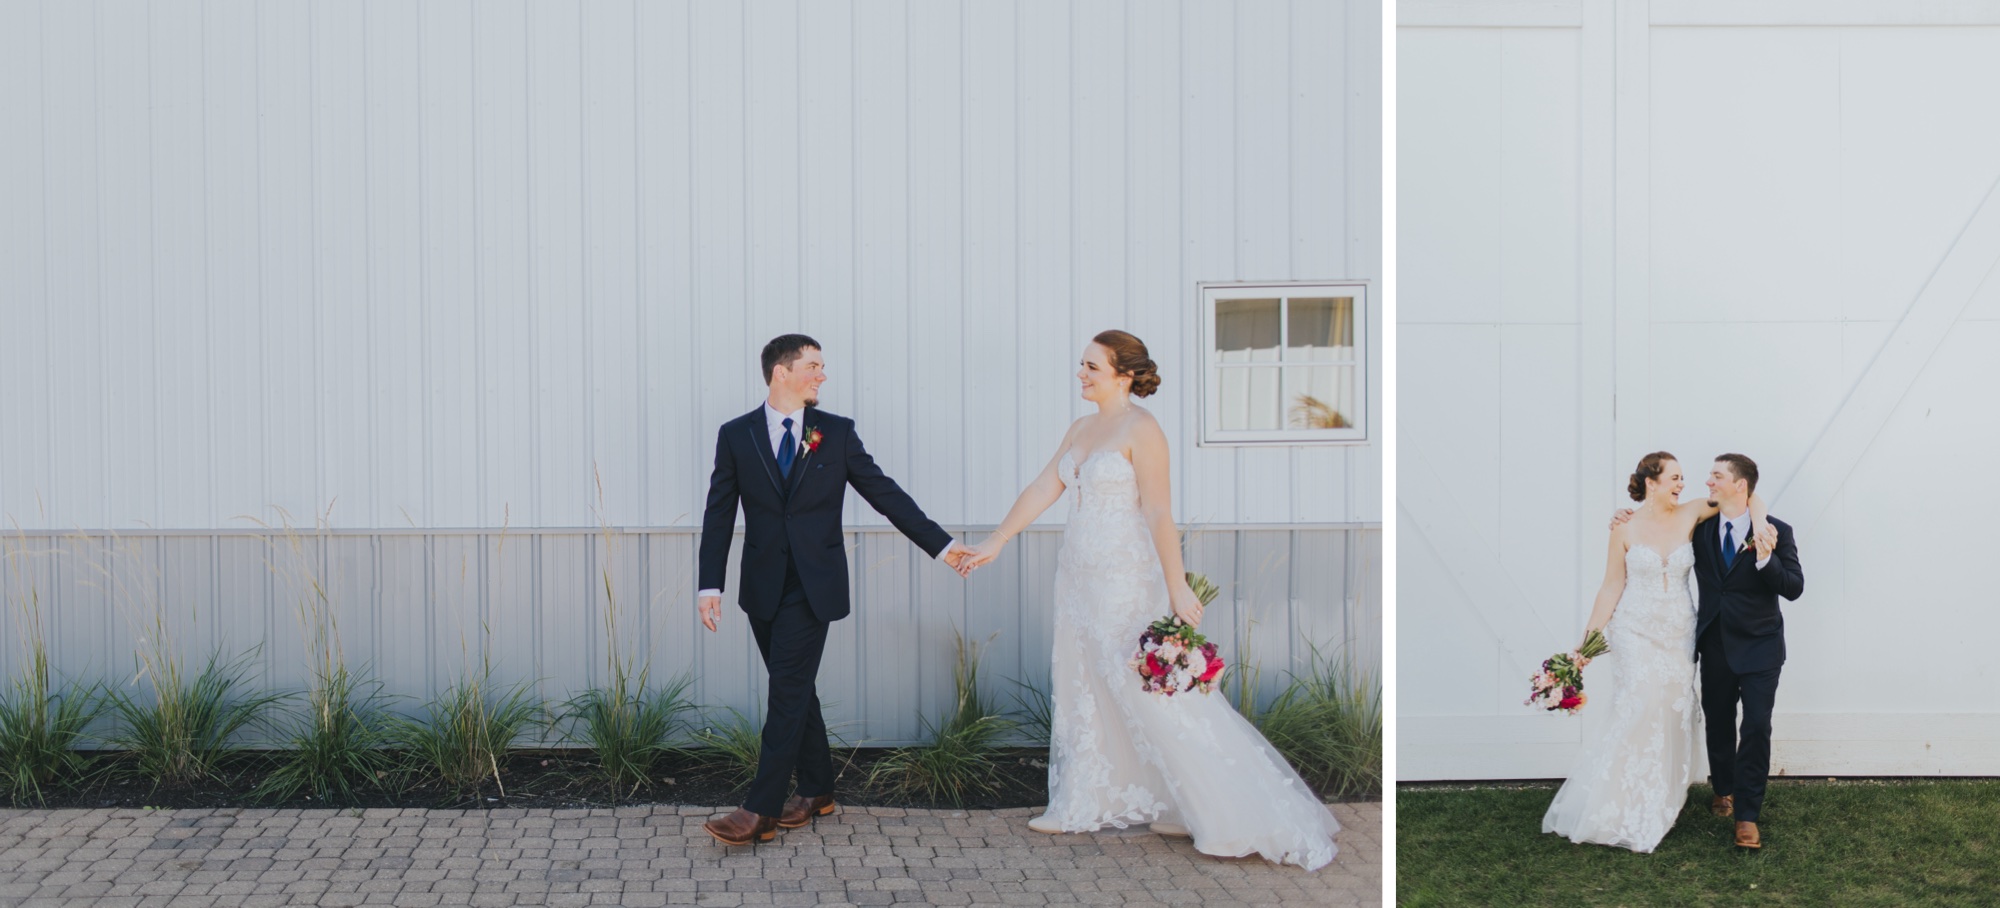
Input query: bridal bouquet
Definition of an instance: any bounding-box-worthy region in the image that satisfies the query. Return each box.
[1128,573,1227,696]
[1525,629,1609,715]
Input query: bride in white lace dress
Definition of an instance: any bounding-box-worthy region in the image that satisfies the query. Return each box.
[959,331,1339,872]
[1543,452,1765,852]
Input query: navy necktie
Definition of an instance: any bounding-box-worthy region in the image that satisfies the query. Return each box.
[1722,521,1736,570]
[778,417,796,479]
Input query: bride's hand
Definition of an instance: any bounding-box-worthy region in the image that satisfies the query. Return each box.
[1170,584,1204,628]
[957,536,1005,577]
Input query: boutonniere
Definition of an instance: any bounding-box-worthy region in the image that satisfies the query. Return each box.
[802,426,824,454]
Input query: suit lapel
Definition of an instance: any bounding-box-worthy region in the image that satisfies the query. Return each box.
[746,410,784,496]
[785,408,821,498]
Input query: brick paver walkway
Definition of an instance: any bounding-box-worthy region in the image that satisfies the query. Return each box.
[0,802,1377,907]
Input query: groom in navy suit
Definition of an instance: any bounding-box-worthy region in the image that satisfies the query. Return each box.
[1689,454,1804,850]
[694,334,968,846]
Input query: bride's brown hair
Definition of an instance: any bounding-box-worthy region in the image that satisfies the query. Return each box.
[1628,452,1677,502]
[1092,330,1161,398]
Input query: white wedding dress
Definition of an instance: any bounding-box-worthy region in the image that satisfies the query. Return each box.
[1541,542,1701,853]
[1034,450,1340,871]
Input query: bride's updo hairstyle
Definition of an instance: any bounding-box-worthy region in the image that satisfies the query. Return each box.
[1092,330,1161,398]
[1627,451,1677,502]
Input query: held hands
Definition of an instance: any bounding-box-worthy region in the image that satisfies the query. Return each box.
[698,594,722,633]
[953,536,1006,578]
[941,542,972,572]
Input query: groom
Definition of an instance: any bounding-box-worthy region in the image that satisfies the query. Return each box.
[694,334,968,846]
[1690,454,1803,850]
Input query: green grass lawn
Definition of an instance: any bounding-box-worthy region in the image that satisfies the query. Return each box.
[1398,779,2000,907]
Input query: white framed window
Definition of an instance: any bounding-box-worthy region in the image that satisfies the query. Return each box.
[1198,281,1369,445]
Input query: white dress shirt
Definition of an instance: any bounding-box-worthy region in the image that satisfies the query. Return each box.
[1718,509,1771,571]
[698,403,957,599]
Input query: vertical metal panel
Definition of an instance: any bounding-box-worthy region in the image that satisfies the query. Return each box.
[1178,0,1239,526]
[847,0,913,531]
[313,1,372,529]
[483,531,539,708]
[204,3,263,529]
[420,0,483,530]
[743,0,803,346]
[1016,0,1077,529]
[526,0,588,529]
[0,2,46,527]
[427,535,484,693]
[148,5,207,529]
[326,535,381,690]
[534,534,589,705]
[257,2,318,529]
[1232,1,1293,525]
[1236,529,1294,706]
[100,2,159,530]
[472,1,535,530]
[960,0,1022,523]
[214,534,268,680]
[796,0,859,527]
[907,0,967,527]
[1123,0,1185,521]
[690,1,754,537]
[374,534,429,700]
[1070,0,1126,341]
[43,1,105,531]
[583,0,645,529]
[367,1,428,529]
[853,532,919,743]
[635,0,700,530]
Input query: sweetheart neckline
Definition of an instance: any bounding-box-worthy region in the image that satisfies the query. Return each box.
[1628,541,1694,564]
[1060,449,1130,480]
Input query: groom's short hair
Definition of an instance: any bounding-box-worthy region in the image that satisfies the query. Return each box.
[761,334,821,384]
[1715,453,1758,495]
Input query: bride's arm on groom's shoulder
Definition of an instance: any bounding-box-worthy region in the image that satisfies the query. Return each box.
[1581,528,1629,644]
[958,421,1081,575]
[1131,419,1203,628]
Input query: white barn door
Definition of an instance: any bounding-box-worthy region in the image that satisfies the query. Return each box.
[1401,0,2000,780]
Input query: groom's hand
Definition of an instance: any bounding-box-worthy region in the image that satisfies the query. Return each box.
[1608,508,1635,530]
[698,594,722,633]
[941,542,969,572]
[1753,524,1777,560]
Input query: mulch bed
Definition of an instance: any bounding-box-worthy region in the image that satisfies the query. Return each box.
[12,748,1364,813]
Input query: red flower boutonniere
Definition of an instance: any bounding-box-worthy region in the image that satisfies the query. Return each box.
[802,427,824,454]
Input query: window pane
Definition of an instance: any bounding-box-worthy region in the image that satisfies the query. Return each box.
[1218,366,1284,431]
[1215,298,1282,364]
[1287,297,1354,363]
[1287,365,1355,430]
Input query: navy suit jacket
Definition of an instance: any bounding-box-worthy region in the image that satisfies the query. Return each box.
[697,406,952,623]
[1690,514,1804,673]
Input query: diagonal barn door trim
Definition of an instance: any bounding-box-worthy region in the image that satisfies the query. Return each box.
[1774,172,2000,530]
[1400,454,1558,666]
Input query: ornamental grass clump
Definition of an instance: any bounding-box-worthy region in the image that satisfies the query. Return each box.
[869,632,1015,807]
[1251,645,1382,798]
[94,532,279,785]
[387,519,544,800]
[0,534,106,804]
[250,507,397,804]
[556,472,700,799]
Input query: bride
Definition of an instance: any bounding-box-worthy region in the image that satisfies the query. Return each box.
[957,330,1339,871]
[1542,451,1767,852]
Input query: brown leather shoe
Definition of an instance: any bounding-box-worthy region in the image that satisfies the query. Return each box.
[1734,820,1761,849]
[703,808,778,847]
[1710,795,1734,818]
[779,794,837,829]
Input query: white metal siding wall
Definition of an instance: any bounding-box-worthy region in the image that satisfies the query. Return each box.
[1400,0,2000,779]
[0,0,1382,535]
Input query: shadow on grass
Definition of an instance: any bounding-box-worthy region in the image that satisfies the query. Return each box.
[1398,779,2000,907]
